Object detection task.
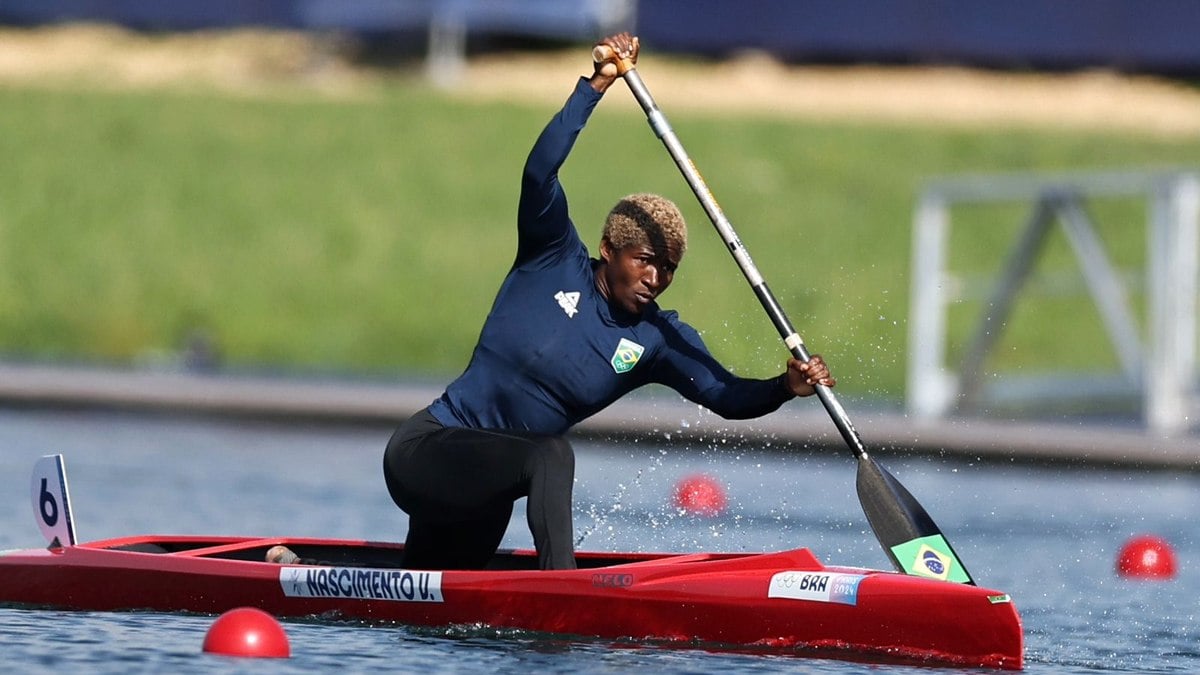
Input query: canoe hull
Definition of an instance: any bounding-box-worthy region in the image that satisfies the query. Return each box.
[0,535,1023,669]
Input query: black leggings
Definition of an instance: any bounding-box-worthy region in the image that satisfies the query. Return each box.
[383,407,577,571]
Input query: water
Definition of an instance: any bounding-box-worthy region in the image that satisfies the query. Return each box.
[1,407,1197,673]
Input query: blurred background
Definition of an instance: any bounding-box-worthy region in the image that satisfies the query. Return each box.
[2,9,1199,672]
[1,0,1199,442]
[3,9,1198,672]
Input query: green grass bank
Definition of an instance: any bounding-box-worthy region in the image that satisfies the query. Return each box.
[2,81,1198,400]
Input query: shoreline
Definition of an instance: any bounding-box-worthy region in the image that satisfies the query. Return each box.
[2,360,1195,472]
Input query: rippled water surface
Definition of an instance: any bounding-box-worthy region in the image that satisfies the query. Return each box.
[1,408,1197,673]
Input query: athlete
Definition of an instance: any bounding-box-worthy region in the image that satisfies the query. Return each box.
[382,32,834,571]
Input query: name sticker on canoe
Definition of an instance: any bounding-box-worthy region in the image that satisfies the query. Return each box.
[768,571,864,606]
[279,566,443,603]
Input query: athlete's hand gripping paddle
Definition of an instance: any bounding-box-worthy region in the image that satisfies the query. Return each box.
[594,43,975,584]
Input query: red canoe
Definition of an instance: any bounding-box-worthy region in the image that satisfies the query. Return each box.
[4,454,1023,669]
[0,534,1022,669]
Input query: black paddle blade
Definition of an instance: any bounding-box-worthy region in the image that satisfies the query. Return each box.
[856,456,975,585]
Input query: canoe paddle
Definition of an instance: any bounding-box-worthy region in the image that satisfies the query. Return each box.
[595,44,975,585]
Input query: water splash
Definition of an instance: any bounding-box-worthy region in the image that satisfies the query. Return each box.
[574,448,671,547]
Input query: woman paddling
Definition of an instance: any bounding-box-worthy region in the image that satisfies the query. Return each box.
[379,32,834,571]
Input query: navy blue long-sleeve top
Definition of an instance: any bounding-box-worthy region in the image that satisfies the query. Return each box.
[428,78,791,436]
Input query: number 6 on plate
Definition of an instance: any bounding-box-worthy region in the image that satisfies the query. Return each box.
[31,454,76,548]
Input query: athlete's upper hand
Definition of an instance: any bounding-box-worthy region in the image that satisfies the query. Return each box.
[590,32,639,93]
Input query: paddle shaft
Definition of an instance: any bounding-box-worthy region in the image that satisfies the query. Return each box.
[596,45,976,585]
[597,48,867,459]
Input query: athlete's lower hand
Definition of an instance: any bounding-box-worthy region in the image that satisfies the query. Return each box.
[785,355,835,397]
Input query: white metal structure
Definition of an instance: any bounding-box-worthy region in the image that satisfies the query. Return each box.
[298,0,637,87]
[907,169,1199,434]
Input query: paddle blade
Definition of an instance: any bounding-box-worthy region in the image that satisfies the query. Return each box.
[856,456,974,585]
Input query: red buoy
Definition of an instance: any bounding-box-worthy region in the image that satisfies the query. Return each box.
[1116,534,1178,580]
[202,607,291,658]
[673,473,728,516]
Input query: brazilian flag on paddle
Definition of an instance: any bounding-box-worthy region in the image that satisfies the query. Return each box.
[891,534,973,584]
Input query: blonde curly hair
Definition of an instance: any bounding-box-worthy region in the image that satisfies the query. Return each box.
[601,193,687,256]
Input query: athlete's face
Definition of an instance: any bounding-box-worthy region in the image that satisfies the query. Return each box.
[598,238,682,314]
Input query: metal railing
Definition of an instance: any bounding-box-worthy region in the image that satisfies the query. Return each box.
[907,169,1200,434]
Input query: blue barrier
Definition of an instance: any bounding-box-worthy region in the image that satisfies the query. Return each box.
[0,0,305,30]
[637,0,1200,74]
[2,0,1197,74]
[0,0,620,38]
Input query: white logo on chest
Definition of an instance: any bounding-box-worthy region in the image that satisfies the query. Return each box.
[555,290,580,318]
